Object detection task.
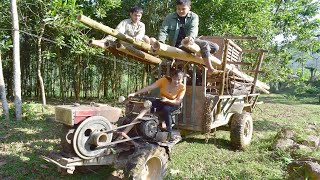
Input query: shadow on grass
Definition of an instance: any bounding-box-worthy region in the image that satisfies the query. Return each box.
[260,94,320,106]
[254,119,282,132]
[181,136,233,151]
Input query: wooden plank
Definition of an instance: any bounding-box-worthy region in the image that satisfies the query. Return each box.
[227,61,252,66]
[207,78,223,82]
[228,40,243,52]
[201,36,258,40]
[228,48,240,55]
[177,86,206,130]
[206,85,220,89]
[243,49,268,53]
[230,56,240,62]
[242,70,264,73]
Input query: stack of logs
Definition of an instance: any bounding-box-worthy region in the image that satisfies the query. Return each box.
[78,15,270,94]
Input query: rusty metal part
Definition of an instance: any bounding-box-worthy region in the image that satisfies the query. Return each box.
[91,132,109,146]
[115,108,149,141]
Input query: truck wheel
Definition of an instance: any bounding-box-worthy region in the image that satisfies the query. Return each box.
[126,145,168,180]
[230,112,253,150]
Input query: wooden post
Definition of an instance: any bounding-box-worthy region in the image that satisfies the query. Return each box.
[191,65,197,126]
[217,39,229,114]
[250,50,265,94]
[182,66,187,124]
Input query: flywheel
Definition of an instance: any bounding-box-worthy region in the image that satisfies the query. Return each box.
[72,116,113,159]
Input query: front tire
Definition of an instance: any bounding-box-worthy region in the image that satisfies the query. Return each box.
[230,112,253,150]
[126,144,168,180]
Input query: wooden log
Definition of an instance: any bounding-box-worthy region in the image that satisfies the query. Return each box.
[227,66,269,91]
[152,41,270,92]
[116,42,162,64]
[77,15,152,52]
[152,41,221,65]
[89,40,151,63]
[89,39,107,49]
[181,38,201,54]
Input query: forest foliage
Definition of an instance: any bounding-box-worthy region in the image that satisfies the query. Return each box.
[1,0,319,101]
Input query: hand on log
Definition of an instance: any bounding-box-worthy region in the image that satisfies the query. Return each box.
[181,38,201,54]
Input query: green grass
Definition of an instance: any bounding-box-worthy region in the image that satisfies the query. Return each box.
[168,94,320,179]
[0,94,319,179]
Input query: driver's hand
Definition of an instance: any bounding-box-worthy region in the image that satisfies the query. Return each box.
[128,93,136,98]
[161,97,169,103]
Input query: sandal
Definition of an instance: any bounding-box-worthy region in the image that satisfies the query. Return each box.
[169,134,181,142]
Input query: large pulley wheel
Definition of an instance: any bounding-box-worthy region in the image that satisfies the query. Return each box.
[73,116,113,159]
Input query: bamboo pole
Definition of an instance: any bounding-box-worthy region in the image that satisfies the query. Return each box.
[152,41,270,92]
[89,39,107,48]
[181,38,201,54]
[77,15,152,51]
[116,42,162,64]
[89,40,151,64]
[152,41,221,65]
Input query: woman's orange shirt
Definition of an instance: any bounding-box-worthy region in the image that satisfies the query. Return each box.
[155,77,186,100]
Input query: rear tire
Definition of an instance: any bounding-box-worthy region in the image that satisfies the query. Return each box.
[230,112,253,150]
[125,144,168,180]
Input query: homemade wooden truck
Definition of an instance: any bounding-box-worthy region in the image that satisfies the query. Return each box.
[44,15,269,179]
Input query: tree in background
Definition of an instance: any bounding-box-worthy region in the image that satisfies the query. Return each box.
[0,51,9,120]
[0,0,319,107]
[10,0,22,120]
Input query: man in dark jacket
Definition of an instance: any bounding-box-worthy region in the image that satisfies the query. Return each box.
[157,0,220,75]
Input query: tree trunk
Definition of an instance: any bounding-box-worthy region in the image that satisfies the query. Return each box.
[142,64,148,88]
[37,24,46,106]
[11,0,22,120]
[111,59,116,97]
[0,51,10,120]
[56,47,65,101]
[74,56,81,101]
[103,54,108,98]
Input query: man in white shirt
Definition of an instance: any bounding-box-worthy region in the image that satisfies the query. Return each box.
[103,6,150,43]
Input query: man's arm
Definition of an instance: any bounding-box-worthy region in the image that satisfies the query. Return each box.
[158,15,170,43]
[128,82,159,97]
[115,20,126,34]
[134,23,145,40]
[189,13,199,40]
